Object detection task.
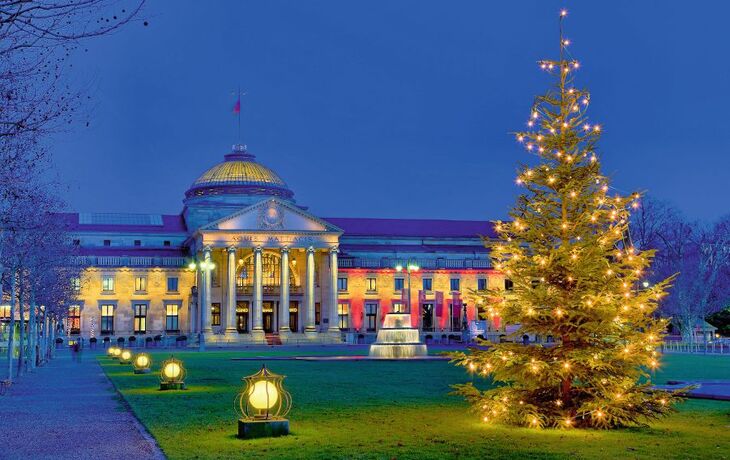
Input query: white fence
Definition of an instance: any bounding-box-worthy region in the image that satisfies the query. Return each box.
[661,341,730,354]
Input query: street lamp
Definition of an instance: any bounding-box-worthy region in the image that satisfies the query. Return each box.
[395,262,419,314]
[236,364,292,438]
[188,259,216,351]
[160,356,186,390]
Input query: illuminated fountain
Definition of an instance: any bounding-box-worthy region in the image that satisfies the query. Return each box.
[368,312,428,359]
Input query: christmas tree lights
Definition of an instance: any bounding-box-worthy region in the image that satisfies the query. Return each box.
[451,9,679,429]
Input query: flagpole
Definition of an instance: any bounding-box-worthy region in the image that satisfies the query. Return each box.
[237,85,241,143]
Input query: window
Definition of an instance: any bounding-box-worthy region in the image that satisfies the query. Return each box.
[101,275,115,292]
[133,303,147,334]
[68,305,81,335]
[366,277,377,292]
[134,240,141,247]
[450,278,461,292]
[315,302,321,326]
[394,278,404,291]
[365,302,378,332]
[163,240,171,247]
[422,278,433,291]
[337,277,348,292]
[167,277,179,293]
[103,239,111,247]
[478,278,488,291]
[505,279,514,291]
[134,276,147,293]
[73,239,80,246]
[166,304,180,332]
[337,302,349,330]
[71,277,81,292]
[100,304,114,334]
[211,303,221,326]
[392,301,405,313]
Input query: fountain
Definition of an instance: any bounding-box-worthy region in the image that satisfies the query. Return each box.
[369,312,428,359]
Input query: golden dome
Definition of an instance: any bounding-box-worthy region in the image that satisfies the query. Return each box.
[186,146,294,200]
[193,158,286,188]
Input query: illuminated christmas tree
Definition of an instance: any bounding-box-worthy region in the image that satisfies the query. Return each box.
[452,10,678,428]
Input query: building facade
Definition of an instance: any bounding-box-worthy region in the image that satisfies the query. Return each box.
[62,145,505,345]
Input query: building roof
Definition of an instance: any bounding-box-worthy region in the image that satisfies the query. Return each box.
[57,213,187,234]
[324,217,498,239]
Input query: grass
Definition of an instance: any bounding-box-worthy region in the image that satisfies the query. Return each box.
[99,350,730,460]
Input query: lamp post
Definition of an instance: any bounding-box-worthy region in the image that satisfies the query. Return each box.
[395,262,419,314]
[188,258,215,351]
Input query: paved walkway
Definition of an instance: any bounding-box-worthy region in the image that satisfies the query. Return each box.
[0,351,164,460]
[655,380,730,401]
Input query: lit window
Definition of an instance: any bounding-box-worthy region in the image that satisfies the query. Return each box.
[68,305,81,335]
[211,303,221,326]
[394,278,404,291]
[450,278,461,292]
[71,277,81,292]
[102,275,115,292]
[0,305,10,318]
[134,276,147,293]
[365,302,378,332]
[392,301,405,313]
[337,302,349,330]
[478,278,488,290]
[422,278,433,291]
[366,277,377,292]
[337,277,348,292]
[133,303,147,334]
[165,303,179,332]
[100,304,114,334]
[167,277,179,293]
[315,302,321,325]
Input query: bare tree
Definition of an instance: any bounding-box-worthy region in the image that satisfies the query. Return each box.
[632,197,730,341]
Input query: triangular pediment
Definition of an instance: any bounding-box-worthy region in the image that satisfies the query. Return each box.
[200,198,342,234]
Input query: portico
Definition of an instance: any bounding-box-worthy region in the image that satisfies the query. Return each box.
[188,198,343,344]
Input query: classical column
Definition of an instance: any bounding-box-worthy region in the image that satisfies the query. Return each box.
[251,247,264,339]
[225,246,238,335]
[304,246,317,337]
[327,247,341,337]
[278,247,291,337]
[202,246,213,334]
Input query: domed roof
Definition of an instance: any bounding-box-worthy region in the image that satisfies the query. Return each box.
[185,145,294,200]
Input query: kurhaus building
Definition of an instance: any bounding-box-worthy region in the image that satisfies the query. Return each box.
[63,144,505,345]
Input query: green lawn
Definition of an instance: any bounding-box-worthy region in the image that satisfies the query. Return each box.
[99,351,730,460]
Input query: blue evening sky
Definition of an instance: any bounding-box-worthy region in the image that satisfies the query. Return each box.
[54,1,730,222]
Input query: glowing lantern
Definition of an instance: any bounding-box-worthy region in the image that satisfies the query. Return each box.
[119,349,133,364]
[159,356,186,390]
[111,347,122,359]
[107,346,118,358]
[133,353,152,374]
[235,364,292,439]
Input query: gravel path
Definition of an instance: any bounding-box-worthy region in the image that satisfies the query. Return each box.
[0,351,165,460]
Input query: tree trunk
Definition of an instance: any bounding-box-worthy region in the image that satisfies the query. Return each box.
[28,291,36,370]
[17,271,24,376]
[6,272,17,382]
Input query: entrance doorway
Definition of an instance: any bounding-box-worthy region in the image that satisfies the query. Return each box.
[262,301,275,333]
[422,303,434,331]
[236,301,249,333]
[289,301,299,332]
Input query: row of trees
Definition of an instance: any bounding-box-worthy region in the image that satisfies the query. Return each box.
[632,198,730,341]
[0,0,143,381]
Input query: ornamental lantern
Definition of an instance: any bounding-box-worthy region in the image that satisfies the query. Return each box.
[133,353,152,374]
[119,349,133,364]
[159,356,186,390]
[107,346,117,358]
[111,347,122,359]
[235,364,292,439]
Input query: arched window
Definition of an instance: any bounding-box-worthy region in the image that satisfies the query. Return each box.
[237,252,295,288]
